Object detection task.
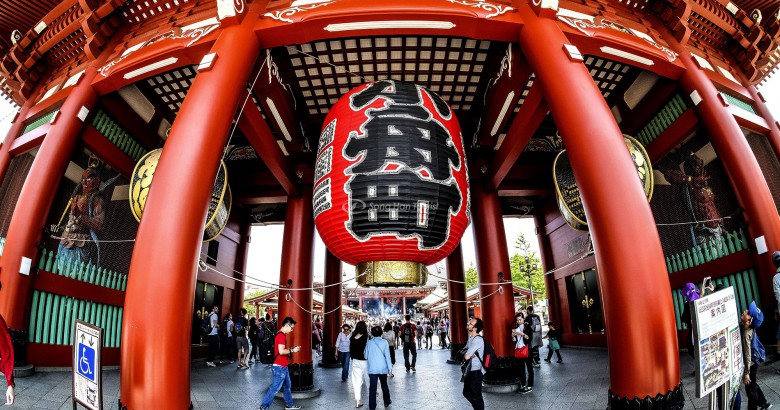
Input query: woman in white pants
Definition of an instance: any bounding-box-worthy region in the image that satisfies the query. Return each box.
[349,321,369,408]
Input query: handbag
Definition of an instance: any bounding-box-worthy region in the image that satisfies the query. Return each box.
[514,345,528,359]
[460,359,472,382]
[549,339,560,350]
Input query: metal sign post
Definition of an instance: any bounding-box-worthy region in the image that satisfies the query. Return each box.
[72,320,103,410]
[690,287,743,405]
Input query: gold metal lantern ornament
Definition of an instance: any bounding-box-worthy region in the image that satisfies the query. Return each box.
[129,148,232,242]
[553,135,653,231]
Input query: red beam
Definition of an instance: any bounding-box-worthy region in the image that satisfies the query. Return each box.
[34,270,125,307]
[620,79,679,136]
[646,109,698,162]
[9,123,49,155]
[237,90,301,198]
[484,83,547,192]
[81,125,135,177]
[667,250,753,289]
[28,343,120,367]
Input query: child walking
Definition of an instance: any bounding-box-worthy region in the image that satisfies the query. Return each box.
[543,322,563,364]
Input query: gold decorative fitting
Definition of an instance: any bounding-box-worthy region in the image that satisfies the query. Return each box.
[129,148,231,242]
[356,261,428,287]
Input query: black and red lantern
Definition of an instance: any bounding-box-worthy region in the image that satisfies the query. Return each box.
[313,81,470,287]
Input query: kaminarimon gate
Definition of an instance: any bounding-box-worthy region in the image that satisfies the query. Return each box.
[0,0,779,408]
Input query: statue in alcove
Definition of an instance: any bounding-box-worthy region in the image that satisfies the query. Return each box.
[57,167,106,273]
[662,152,724,246]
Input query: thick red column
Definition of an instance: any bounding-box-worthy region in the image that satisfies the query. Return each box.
[119,12,259,409]
[0,66,103,354]
[518,6,681,406]
[445,244,468,364]
[533,212,558,325]
[471,185,517,378]
[276,187,318,391]
[0,101,33,185]
[661,27,780,314]
[744,83,780,161]
[230,213,251,317]
[320,249,342,367]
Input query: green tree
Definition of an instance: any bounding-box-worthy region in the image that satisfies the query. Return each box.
[509,232,546,303]
[465,263,479,289]
[243,289,271,318]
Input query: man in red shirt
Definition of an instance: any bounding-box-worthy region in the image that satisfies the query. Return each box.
[259,317,301,410]
[400,315,417,372]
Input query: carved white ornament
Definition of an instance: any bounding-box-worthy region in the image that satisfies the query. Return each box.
[446,0,514,18]
[217,0,246,21]
[557,14,678,62]
[10,30,21,45]
[264,1,335,23]
[99,21,220,77]
[532,0,559,11]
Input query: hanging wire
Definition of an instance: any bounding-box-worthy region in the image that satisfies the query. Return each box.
[291,47,372,83]
[655,214,735,227]
[284,293,345,316]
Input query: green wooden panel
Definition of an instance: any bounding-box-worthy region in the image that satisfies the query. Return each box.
[116,308,123,347]
[28,291,39,342]
[56,296,67,345]
[48,295,60,345]
[34,293,48,344]
[672,291,682,329]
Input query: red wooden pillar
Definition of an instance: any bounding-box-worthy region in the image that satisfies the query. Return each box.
[320,249,342,367]
[118,12,260,409]
[0,101,33,185]
[518,6,681,407]
[533,212,558,325]
[471,185,519,385]
[230,212,251,317]
[276,187,319,393]
[0,66,104,365]
[661,27,780,314]
[445,244,468,364]
[743,83,780,161]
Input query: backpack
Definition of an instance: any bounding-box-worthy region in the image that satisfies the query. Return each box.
[402,323,414,343]
[220,319,229,337]
[425,326,433,337]
[258,323,267,339]
[259,334,276,364]
[233,319,244,336]
[474,336,497,369]
[201,313,214,335]
[751,331,766,364]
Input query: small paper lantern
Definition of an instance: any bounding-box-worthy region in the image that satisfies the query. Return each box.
[129,148,231,242]
[553,135,653,231]
[313,81,470,286]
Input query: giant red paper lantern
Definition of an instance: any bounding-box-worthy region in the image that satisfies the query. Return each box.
[313,81,470,286]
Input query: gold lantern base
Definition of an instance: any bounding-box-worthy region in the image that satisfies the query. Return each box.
[356,261,428,287]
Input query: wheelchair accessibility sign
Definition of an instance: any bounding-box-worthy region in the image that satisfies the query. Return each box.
[73,320,103,410]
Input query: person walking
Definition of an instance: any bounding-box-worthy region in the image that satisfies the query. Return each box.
[543,321,563,363]
[513,312,534,394]
[425,321,434,349]
[439,320,449,349]
[235,308,249,369]
[462,317,485,410]
[416,321,424,349]
[400,315,417,372]
[366,325,393,410]
[381,322,396,372]
[336,323,352,382]
[0,314,15,404]
[205,306,220,367]
[350,321,369,408]
[259,317,302,410]
[741,301,772,410]
[248,317,260,364]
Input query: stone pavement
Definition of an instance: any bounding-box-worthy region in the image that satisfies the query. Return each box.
[7,345,780,409]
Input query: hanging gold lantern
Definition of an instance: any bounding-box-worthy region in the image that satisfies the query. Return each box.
[553,135,653,231]
[129,148,231,242]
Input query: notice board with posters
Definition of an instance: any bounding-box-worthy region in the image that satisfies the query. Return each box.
[690,287,743,398]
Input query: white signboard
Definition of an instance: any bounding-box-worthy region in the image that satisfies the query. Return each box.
[73,320,103,410]
[691,288,743,398]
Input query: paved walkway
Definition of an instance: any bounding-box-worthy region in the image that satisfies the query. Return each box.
[7,345,780,409]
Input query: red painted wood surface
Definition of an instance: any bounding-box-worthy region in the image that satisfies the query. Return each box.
[445,244,468,345]
[34,270,125,307]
